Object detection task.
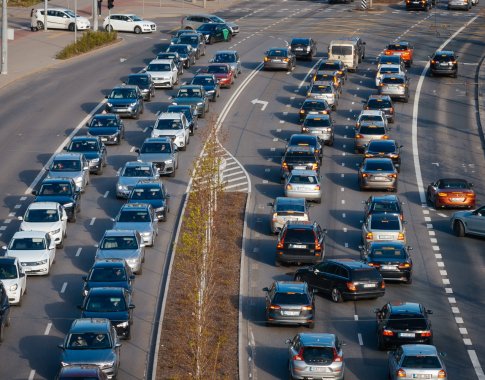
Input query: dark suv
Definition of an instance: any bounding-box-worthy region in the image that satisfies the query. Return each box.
[430,50,458,77]
[275,221,326,266]
[290,37,317,60]
[263,281,315,328]
[82,259,135,296]
[281,146,320,180]
[364,140,402,171]
[286,134,323,163]
[105,85,144,119]
[126,73,155,102]
[127,180,170,221]
[32,178,81,222]
[294,259,385,302]
[0,281,10,342]
[64,136,107,175]
[364,95,395,123]
[375,302,433,350]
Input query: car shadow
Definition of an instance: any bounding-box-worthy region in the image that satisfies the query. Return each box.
[19,335,64,380]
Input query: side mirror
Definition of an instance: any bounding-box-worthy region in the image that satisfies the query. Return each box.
[83,165,89,171]
[17,216,23,221]
[129,304,136,309]
[262,287,269,292]
[31,190,38,195]
[427,309,433,314]
[1,246,7,250]
[19,272,26,278]
[94,243,99,248]
[105,95,109,99]
[115,343,122,348]
[134,148,140,154]
[140,243,146,248]
[63,146,68,151]
[82,276,87,281]
[285,339,292,344]
[57,344,64,349]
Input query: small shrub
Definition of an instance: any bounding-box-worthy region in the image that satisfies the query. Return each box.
[56,30,118,60]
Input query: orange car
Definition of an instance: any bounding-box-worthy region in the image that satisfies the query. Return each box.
[426,178,476,209]
[384,42,414,67]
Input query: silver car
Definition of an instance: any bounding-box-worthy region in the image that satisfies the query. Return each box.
[378,73,410,103]
[95,230,146,275]
[116,161,159,199]
[47,153,90,192]
[284,169,322,203]
[362,213,406,248]
[307,81,339,110]
[354,122,390,153]
[450,205,485,237]
[135,137,178,177]
[181,14,239,35]
[388,344,447,380]
[358,158,398,192]
[301,114,334,146]
[209,50,242,78]
[270,197,310,234]
[112,204,158,247]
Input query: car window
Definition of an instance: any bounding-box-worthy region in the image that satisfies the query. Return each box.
[0,263,18,279]
[155,118,182,130]
[303,346,334,361]
[267,49,288,57]
[68,333,111,349]
[90,267,127,281]
[118,210,151,223]
[401,355,441,369]
[359,115,384,122]
[367,141,396,152]
[364,161,394,171]
[89,117,118,127]
[335,266,348,278]
[51,159,81,171]
[39,183,73,195]
[284,228,315,243]
[101,236,138,250]
[122,165,153,177]
[370,217,400,230]
[371,246,405,258]
[289,175,318,184]
[350,268,381,281]
[371,202,400,213]
[359,126,386,135]
[381,77,405,84]
[434,54,455,62]
[273,292,310,305]
[85,295,127,312]
[331,45,352,55]
[147,63,171,72]
[24,208,60,223]
[141,142,171,154]
[387,314,428,330]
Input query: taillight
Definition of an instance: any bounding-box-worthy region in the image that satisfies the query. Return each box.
[314,185,321,191]
[388,174,397,178]
[346,282,357,291]
[379,83,384,87]
[382,135,389,140]
[365,154,373,158]
[286,184,293,190]
[276,240,284,249]
[451,60,457,64]
[431,60,436,64]
[366,232,373,240]
[368,262,380,267]
[438,370,447,378]
[398,263,411,269]
[283,58,289,62]
[383,329,394,336]
[390,107,394,113]
[315,238,321,251]
[381,281,385,289]
[397,369,406,378]
[438,192,447,197]
[421,331,432,337]
[269,304,281,310]
[300,110,305,114]
[312,163,319,170]
[282,162,288,168]
[361,173,369,178]
[355,133,363,139]
[397,233,405,240]
[293,348,304,361]
[385,51,391,55]
[333,348,343,362]
[301,305,313,311]
[264,57,269,62]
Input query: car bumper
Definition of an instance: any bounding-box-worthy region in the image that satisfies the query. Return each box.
[264,61,290,70]
[88,160,102,173]
[305,130,333,143]
[113,321,131,338]
[431,66,457,74]
[291,366,344,380]
[106,106,138,118]
[435,197,475,208]
[266,313,313,326]
[96,134,121,145]
[342,289,385,300]
[20,262,49,276]
[360,178,397,190]
[276,252,323,265]
[406,2,428,8]
[378,268,411,281]
[381,335,432,349]
[448,2,470,8]
[6,288,22,304]
[285,189,322,201]
[378,89,407,99]
[116,187,132,198]
[152,79,173,88]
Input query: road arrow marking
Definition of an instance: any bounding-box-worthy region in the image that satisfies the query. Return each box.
[251,98,268,111]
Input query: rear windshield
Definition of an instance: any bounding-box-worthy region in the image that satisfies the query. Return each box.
[439,179,469,189]
[267,49,288,57]
[155,119,182,130]
[319,62,340,70]
[371,202,400,213]
[284,228,315,243]
[331,45,352,55]
[273,292,309,305]
[379,67,400,75]
[311,85,332,93]
[367,141,395,152]
[276,202,306,213]
[117,210,150,223]
[291,38,309,45]
[402,356,441,369]
[359,126,386,135]
[303,347,334,362]
[302,101,327,110]
[285,152,316,163]
[367,99,392,108]
[289,175,319,184]
[360,115,383,122]
[381,77,405,84]
[370,246,406,258]
[387,315,428,330]
[387,44,408,51]
[370,218,401,230]
[434,54,455,62]
[304,117,331,127]
[350,268,381,281]
[364,161,394,171]
[379,56,400,64]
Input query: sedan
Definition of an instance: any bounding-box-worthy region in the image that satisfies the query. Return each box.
[86,113,125,145]
[364,95,395,123]
[362,213,406,247]
[64,136,107,175]
[284,169,321,203]
[426,178,475,209]
[112,204,158,247]
[307,81,339,110]
[263,47,295,71]
[378,74,410,102]
[269,197,310,234]
[209,50,241,77]
[116,161,159,199]
[32,178,81,222]
[388,345,447,380]
[358,158,398,192]
[286,134,323,162]
[364,140,402,171]
[450,205,485,237]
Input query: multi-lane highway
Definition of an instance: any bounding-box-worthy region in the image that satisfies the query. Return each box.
[0,1,483,379]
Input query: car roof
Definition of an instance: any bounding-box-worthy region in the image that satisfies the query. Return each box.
[298,333,336,347]
[285,220,314,228]
[142,137,172,144]
[179,85,203,89]
[388,302,424,314]
[104,229,138,237]
[148,59,173,65]
[12,230,49,239]
[26,201,60,210]
[158,112,184,120]
[71,136,99,142]
[368,94,393,100]
[40,178,75,184]
[87,287,126,296]
[368,139,397,145]
[70,318,112,333]
[119,203,151,211]
[327,258,373,269]
[438,178,468,183]
[110,13,139,17]
[369,194,400,203]
[0,256,17,265]
[91,113,119,120]
[290,169,319,176]
[401,344,438,356]
[435,50,454,55]
[289,134,318,143]
[274,281,308,292]
[53,152,83,160]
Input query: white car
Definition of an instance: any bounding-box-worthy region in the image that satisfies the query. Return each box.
[18,202,68,248]
[150,112,190,150]
[355,109,388,128]
[31,8,90,31]
[145,59,178,89]
[375,64,405,87]
[3,231,56,276]
[0,257,27,305]
[103,14,156,34]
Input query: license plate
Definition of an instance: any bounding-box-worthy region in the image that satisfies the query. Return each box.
[272,59,281,62]
[373,176,387,181]
[440,63,449,67]
[400,332,416,338]
[294,166,306,170]
[310,367,328,372]
[295,48,304,51]
[289,244,307,249]
[363,283,376,288]
[311,130,322,134]
[381,265,397,270]
[101,137,108,141]
[378,235,393,240]
[451,198,465,202]
[413,375,431,379]
[393,52,401,56]
[282,310,299,316]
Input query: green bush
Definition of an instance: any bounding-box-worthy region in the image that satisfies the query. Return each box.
[56,30,118,60]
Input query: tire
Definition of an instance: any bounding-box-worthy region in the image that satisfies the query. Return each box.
[69,213,77,223]
[331,288,343,303]
[37,21,44,30]
[68,23,75,32]
[169,169,176,177]
[453,220,465,237]
[200,109,206,119]
[57,240,64,249]
[209,36,215,45]
[315,197,322,204]
[307,321,315,329]
[405,275,413,284]
[134,111,139,120]
[105,24,113,32]
[134,26,142,34]
[136,266,143,275]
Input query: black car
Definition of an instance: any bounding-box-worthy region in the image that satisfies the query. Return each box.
[166,44,196,68]
[360,241,413,283]
[263,47,296,72]
[280,146,320,180]
[290,37,317,60]
[363,194,404,221]
[82,259,135,296]
[286,134,323,163]
[0,281,10,342]
[316,59,347,83]
[196,22,231,44]
[105,85,144,119]
[156,51,184,76]
[175,33,206,59]
[430,50,458,78]
[126,73,155,102]
[190,74,220,102]
[275,221,326,266]
[263,281,315,328]
[64,136,107,175]
[86,113,125,145]
[375,302,433,350]
[80,287,135,339]
[32,178,81,222]
[364,95,395,123]
[364,140,402,171]
[167,104,198,136]
[406,0,431,10]
[127,180,170,221]
[294,259,385,302]
[299,99,331,122]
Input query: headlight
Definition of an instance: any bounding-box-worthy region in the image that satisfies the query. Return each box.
[197,102,203,106]
[118,184,128,191]
[117,321,129,328]
[50,228,61,235]
[100,361,115,370]
[130,102,137,107]
[155,206,165,212]
[107,102,113,107]
[323,127,332,132]
[63,202,74,208]
[35,259,48,265]
[306,46,311,51]
[9,284,18,291]
[90,158,100,163]
[141,232,151,237]
[165,159,173,164]
[61,361,69,367]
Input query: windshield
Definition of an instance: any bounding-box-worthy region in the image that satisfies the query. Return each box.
[131,187,164,200]
[117,210,151,223]
[401,355,441,369]
[272,292,310,305]
[370,218,401,230]
[179,35,198,44]
[39,183,73,196]
[51,159,81,172]
[311,85,332,94]
[192,76,214,86]
[381,77,405,84]
[69,140,98,152]
[89,117,118,128]
[89,267,127,282]
[359,126,386,135]
[434,54,455,62]
[177,88,202,97]
[371,201,400,213]
[67,333,111,350]
[207,65,229,74]
[214,53,236,63]
[439,179,469,189]
[128,76,149,86]
[303,101,327,110]
[319,62,340,70]
[167,107,192,120]
[368,141,396,153]
[275,202,305,213]
[100,236,138,250]
[147,63,171,72]
[24,209,60,223]
[109,88,137,99]
[167,45,188,54]
[379,67,400,75]
[304,118,331,127]
[331,45,352,55]
[267,49,287,57]
[9,237,47,250]
[289,174,319,185]
[121,166,153,177]
[141,142,171,154]
[155,119,182,130]
[367,99,392,108]
[388,44,407,51]
[364,161,394,171]
[85,295,127,312]
[360,115,384,122]
[0,263,18,279]
[131,15,143,21]
[370,246,406,258]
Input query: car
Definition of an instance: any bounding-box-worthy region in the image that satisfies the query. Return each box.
[356,109,388,128]
[18,202,67,248]
[354,122,390,153]
[378,74,410,102]
[173,32,206,59]
[364,95,395,123]
[32,178,81,222]
[375,64,406,88]
[196,22,232,44]
[295,259,385,302]
[0,281,10,342]
[167,104,198,136]
[58,318,121,379]
[31,8,90,31]
[166,44,196,68]
[388,345,447,380]
[311,71,342,94]
[406,0,432,9]
[116,161,159,199]
[290,37,317,60]
[362,213,406,247]
[126,73,155,101]
[155,52,184,76]
[448,0,472,9]
[64,136,107,175]
[209,50,242,77]
[377,54,405,71]
[358,158,398,191]
[144,59,178,89]
[286,134,323,163]
[364,140,402,171]
[80,287,135,339]
[190,74,220,102]
[281,146,320,180]
[0,257,27,305]
[150,112,190,150]
[360,242,413,283]
[47,153,90,193]
[182,14,239,35]
[170,85,210,118]
[105,85,144,119]
[284,169,322,203]
[135,137,178,177]
[197,63,235,89]
[363,195,405,221]
[301,114,334,146]
[103,13,156,33]
[384,42,414,67]
[275,221,326,266]
[376,303,433,350]
[262,281,315,328]
[299,99,331,122]
[127,181,170,222]
[427,178,476,209]
[82,259,135,297]
[112,204,158,247]
[429,50,458,77]
[86,113,125,145]
[269,197,310,234]
[3,230,56,275]
[263,47,296,71]
[315,59,347,83]
[171,29,207,50]
[55,364,108,380]
[307,81,339,110]
[450,205,485,237]
[95,230,146,275]
[286,333,345,380]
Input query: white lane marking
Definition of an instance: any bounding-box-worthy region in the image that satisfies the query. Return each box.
[445,288,453,294]
[60,282,68,294]
[251,98,268,111]
[448,297,456,303]
[20,196,27,201]
[262,180,268,184]
[437,213,447,217]
[8,212,15,217]
[130,146,136,152]
[343,227,347,232]
[464,339,473,346]
[354,315,359,321]
[452,307,460,314]
[456,317,464,324]
[28,370,35,380]
[89,218,96,226]
[4,219,11,224]
[0,226,7,231]
[460,327,468,334]
[280,120,285,123]
[357,333,363,346]
[468,350,485,379]
[75,248,82,257]
[103,191,109,198]
[298,59,322,90]
[44,322,52,335]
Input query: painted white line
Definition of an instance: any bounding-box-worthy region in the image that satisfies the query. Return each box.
[0,226,6,231]
[343,227,347,232]
[354,315,359,321]
[426,224,433,229]
[342,213,346,218]
[437,213,447,218]
[448,297,456,303]
[357,333,363,346]
[341,200,345,205]
[103,191,109,198]
[468,350,485,379]
[445,288,453,294]
[223,171,246,179]
[456,316,464,324]
[130,146,136,152]
[44,322,52,335]
[280,120,285,123]
[464,339,473,346]
[460,327,468,334]
[60,282,68,294]
[75,248,82,257]
[424,216,431,222]
[344,243,348,248]
[89,217,96,226]
[440,270,447,276]
[4,219,11,224]
[28,370,35,380]
[8,212,15,217]
[435,254,442,259]
[14,204,21,209]
[452,307,460,314]
[298,59,322,90]
[262,180,268,184]
[20,196,27,201]
[341,187,344,192]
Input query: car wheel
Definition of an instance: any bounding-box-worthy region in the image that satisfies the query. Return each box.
[453,220,465,237]
[331,288,343,303]
[69,213,77,223]
[170,169,176,177]
[405,275,413,284]
[37,21,44,30]
[200,109,206,119]
[209,36,215,45]
[134,26,142,34]
[57,240,64,249]
[0,324,5,342]
[134,110,140,120]
[275,259,281,267]
[68,23,75,32]
[307,321,314,329]
[97,166,103,176]
[377,336,386,350]
[136,266,143,275]
[404,96,409,103]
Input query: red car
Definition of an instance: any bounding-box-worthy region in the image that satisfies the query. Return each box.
[384,41,414,67]
[198,63,234,88]
[426,178,476,209]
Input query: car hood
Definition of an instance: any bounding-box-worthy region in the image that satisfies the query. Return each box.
[227,21,238,28]
[96,249,141,261]
[200,84,216,92]
[138,153,173,162]
[81,310,129,322]
[20,221,61,233]
[34,195,75,205]
[7,250,48,261]
[172,97,203,105]
[147,70,172,77]
[118,177,154,187]
[107,98,137,105]
[88,127,120,136]
[0,278,20,288]
[61,349,117,366]
[127,199,166,209]
[85,281,132,292]
[48,171,82,180]
[113,222,153,234]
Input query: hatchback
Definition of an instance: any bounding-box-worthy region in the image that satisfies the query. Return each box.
[364,140,402,171]
[103,13,156,34]
[355,109,387,128]
[364,95,395,123]
[269,197,310,234]
[105,85,144,119]
[427,178,475,209]
[375,64,405,87]
[363,195,405,221]
[64,136,107,175]
[127,181,170,222]
[263,47,296,71]
[86,113,125,145]
[144,59,178,89]
[286,333,345,380]
[378,74,410,102]
[82,259,135,297]
[358,158,398,191]
[362,213,406,247]
[32,8,90,31]
[388,345,447,380]
[112,204,158,247]
[116,161,159,199]
[290,37,317,60]
[284,169,322,203]
[47,153,90,193]
[354,122,390,153]
[0,256,27,305]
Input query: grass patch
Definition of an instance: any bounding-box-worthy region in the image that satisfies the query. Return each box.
[56,30,118,60]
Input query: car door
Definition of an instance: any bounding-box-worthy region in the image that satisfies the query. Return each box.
[119,15,132,32]
[376,303,390,335]
[58,205,68,235]
[58,11,71,30]
[466,206,485,234]
[17,260,27,292]
[46,10,58,29]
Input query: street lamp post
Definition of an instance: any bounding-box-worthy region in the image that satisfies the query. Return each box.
[44,0,47,31]
[1,0,7,74]
[74,0,77,42]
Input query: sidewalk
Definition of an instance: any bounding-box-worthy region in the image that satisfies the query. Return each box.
[0,0,241,90]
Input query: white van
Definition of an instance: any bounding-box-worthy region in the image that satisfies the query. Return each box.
[328,39,362,72]
[30,8,91,32]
